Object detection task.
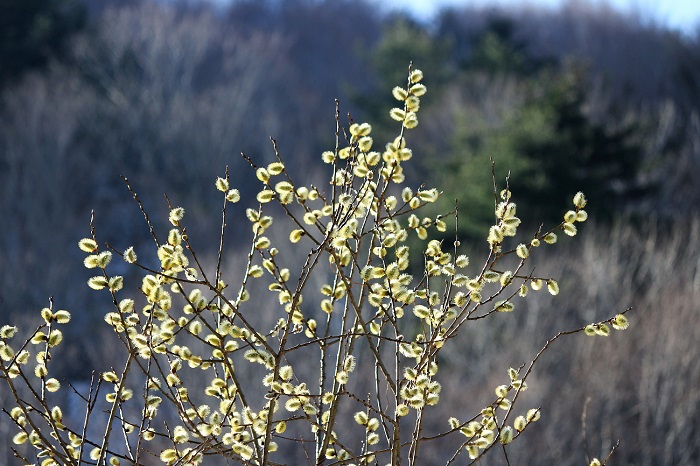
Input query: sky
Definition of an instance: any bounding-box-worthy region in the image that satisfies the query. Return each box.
[380,0,700,34]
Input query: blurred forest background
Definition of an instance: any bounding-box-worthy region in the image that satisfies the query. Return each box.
[1,0,700,464]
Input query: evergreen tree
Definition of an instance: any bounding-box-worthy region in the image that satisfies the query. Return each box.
[413,18,649,240]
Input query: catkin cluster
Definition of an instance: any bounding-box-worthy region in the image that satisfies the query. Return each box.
[0,67,629,466]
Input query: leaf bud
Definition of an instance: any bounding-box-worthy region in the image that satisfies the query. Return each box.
[123,247,137,263]
[353,411,368,425]
[495,385,509,397]
[392,86,408,101]
[612,313,630,330]
[516,243,529,259]
[226,189,241,203]
[543,232,557,244]
[500,271,513,287]
[409,83,427,96]
[267,162,285,175]
[169,207,185,226]
[409,69,424,83]
[564,210,578,223]
[78,238,98,253]
[594,323,611,336]
[0,325,18,339]
[13,432,28,445]
[215,177,229,192]
[500,426,514,445]
[508,367,519,381]
[390,108,406,121]
[562,223,577,236]
[526,408,541,422]
[88,276,109,290]
[54,310,71,324]
[256,168,270,183]
[257,190,275,203]
[406,95,420,112]
[403,111,418,128]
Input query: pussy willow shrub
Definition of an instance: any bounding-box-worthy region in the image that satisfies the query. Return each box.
[0,68,629,466]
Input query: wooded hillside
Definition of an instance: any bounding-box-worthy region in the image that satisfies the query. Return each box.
[1,1,699,464]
